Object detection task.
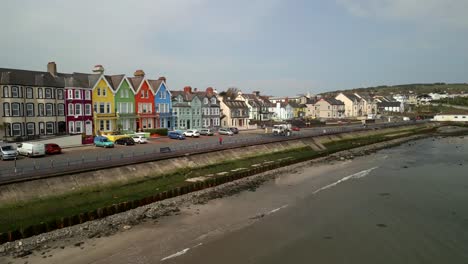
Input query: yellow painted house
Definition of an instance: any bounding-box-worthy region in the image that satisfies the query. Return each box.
[91,69,125,135]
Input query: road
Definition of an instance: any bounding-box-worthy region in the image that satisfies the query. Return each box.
[0,121,425,183]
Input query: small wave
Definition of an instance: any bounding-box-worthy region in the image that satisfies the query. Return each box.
[161,248,190,261]
[313,167,378,194]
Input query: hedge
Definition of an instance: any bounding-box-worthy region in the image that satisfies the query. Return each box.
[144,128,168,136]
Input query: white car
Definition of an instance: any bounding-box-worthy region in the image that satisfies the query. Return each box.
[132,135,148,144]
[184,129,200,137]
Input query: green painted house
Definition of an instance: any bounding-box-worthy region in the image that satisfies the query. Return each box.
[171,86,202,130]
[114,77,137,133]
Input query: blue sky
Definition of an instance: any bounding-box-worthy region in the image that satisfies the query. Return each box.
[1,0,468,96]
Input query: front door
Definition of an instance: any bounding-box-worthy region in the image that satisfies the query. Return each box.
[85,121,92,135]
[187,120,191,129]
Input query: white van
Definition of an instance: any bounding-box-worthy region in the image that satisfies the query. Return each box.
[17,142,46,157]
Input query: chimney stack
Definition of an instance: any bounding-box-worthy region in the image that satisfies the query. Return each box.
[183,86,192,94]
[206,87,214,96]
[134,69,145,77]
[47,62,57,76]
[194,87,198,92]
[253,91,260,96]
[92,65,105,74]
[158,76,166,83]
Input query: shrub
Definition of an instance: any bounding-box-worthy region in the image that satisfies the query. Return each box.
[144,128,168,136]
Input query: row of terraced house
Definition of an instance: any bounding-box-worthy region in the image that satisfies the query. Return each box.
[0,63,281,142]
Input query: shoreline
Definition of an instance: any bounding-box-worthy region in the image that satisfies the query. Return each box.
[0,131,439,259]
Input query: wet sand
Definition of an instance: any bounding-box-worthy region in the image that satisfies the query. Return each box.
[2,136,468,263]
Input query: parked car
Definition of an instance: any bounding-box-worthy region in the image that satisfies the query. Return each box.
[168,131,186,140]
[0,144,18,160]
[17,142,46,157]
[132,135,148,144]
[229,127,239,134]
[94,136,115,148]
[218,128,234,136]
[115,137,135,146]
[291,126,300,131]
[45,143,62,155]
[199,128,214,136]
[184,129,200,138]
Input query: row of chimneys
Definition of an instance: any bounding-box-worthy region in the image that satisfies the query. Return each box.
[47,62,166,82]
[184,86,215,95]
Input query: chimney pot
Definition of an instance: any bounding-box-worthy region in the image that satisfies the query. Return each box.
[158,76,166,82]
[134,69,145,77]
[92,65,105,74]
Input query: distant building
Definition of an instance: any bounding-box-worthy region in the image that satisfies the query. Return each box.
[307,98,345,119]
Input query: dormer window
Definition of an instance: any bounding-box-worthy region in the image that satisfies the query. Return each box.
[211,97,216,104]
[204,98,208,104]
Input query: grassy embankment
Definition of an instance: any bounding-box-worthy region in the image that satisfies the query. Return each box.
[0,125,436,234]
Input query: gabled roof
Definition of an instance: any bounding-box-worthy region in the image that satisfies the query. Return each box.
[104,74,125,91]
[128,76,147,93]
[0,67,66,87]
[148,79,163,94]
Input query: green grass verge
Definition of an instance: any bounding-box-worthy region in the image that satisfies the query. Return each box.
[0,147,318,233]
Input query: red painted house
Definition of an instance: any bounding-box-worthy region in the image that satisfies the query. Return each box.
[129,70,157,131]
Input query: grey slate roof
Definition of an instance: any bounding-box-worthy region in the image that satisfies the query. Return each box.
[148,79,163,93]
[105,75,125,91]
[224,100,248,109]
[0,67,66,87]
[64,72,101,88]
[127,76,144,91]
[324,98,345,105]
[342,93,360,101]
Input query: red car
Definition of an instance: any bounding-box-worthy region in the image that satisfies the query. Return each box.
[45,143,62,155]
[292,126,301,131]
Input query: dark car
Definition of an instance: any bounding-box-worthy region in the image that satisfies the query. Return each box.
[229,127,239,134]
[45,143,62,155]
[168,131,186,140]
[115,137,135,146]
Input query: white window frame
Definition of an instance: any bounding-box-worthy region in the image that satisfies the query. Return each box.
[85,104,92,116]
[68,104,74,116]
[26,103,34,117]
[57,104,65,116]
[75,103,82,116]
[12,123,22,136]
[74,90,81,100]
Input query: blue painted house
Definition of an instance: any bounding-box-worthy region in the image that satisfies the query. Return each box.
[150,77,172,129]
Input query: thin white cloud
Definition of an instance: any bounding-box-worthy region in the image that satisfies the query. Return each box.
[337,0,468,29]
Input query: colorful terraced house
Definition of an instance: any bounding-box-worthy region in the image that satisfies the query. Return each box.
[150,77,172,129]
[129,70,156,131]
[114,76,137,133]
[91,65,123,135]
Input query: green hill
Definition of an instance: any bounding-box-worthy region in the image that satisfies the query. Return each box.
[320,83,468,97]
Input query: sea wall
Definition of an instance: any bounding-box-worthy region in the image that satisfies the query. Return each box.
[0,124,431,204]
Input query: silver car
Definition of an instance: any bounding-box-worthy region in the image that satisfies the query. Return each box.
[199,128,214,136]
[218,128,234,136]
